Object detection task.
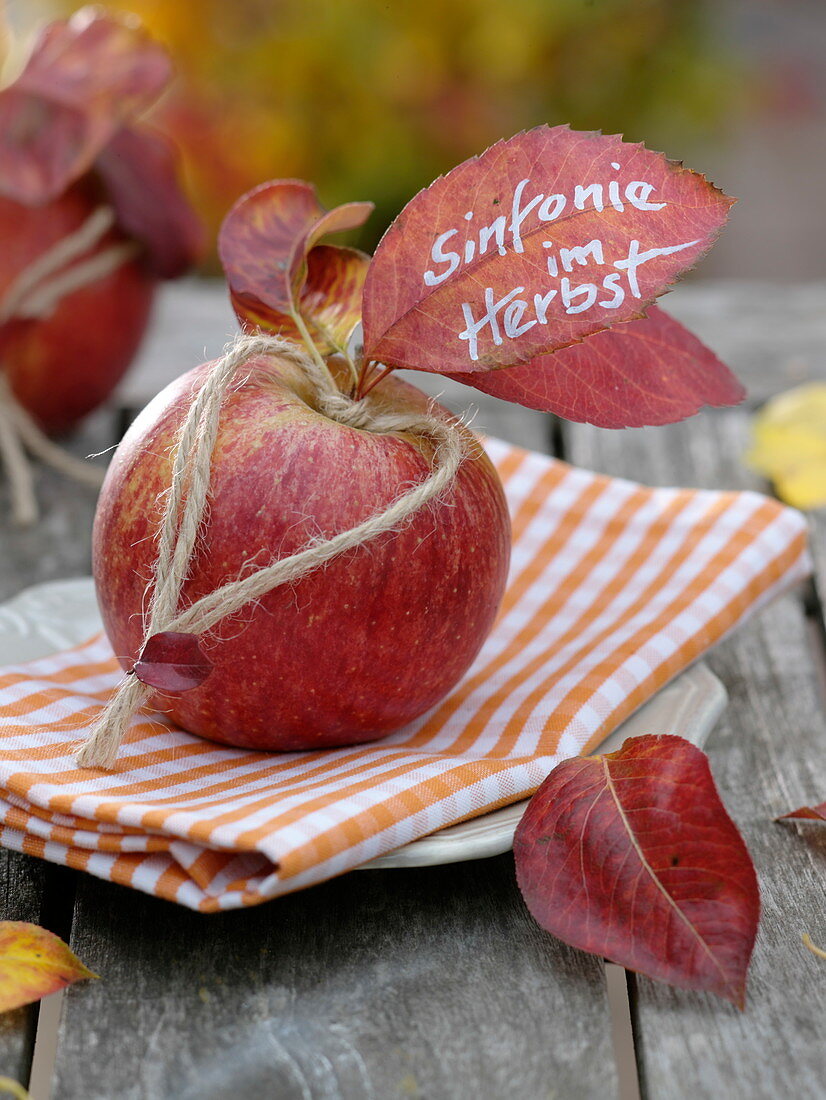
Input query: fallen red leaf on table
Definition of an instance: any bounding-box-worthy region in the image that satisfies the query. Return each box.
[514,734,760,1007]
[777,801,826,823]
[0,921,97,1013]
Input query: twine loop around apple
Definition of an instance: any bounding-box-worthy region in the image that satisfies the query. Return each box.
[76,332,469,769]
[0,206,136,525]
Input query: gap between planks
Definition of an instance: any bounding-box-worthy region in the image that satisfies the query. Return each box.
[25,865,78,1100]
[605,963,643,1100]
[27,990,63,1100]
[552,413,642,1100]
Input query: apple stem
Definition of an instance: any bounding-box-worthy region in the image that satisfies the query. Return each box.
[289,306,339,392]
[358,364,395,400]
[341,347,360,389]
[354,355,371,398]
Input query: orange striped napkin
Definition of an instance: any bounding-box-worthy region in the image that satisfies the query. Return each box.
[0,439,810,911]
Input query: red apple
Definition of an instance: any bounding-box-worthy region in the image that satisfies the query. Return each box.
[0,183,155,435]
[93,354,511,750]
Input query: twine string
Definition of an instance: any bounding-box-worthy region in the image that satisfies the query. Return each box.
[0,205,127,525]
[0,379,38,527]
[0,206,117,325]
[0,373,106,525]
[76,333,467,769]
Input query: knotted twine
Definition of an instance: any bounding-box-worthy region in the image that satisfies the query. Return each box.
[0,206,134,525]
[76,333,468,769]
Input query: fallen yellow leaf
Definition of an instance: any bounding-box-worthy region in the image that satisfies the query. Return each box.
[0,921,97,1013]
[803,933,826,960]
[0,1076,31,1100]
[746,383,826,509]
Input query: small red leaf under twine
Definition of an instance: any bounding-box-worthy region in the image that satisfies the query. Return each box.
[132,631,213,693]
[76,332,468,769]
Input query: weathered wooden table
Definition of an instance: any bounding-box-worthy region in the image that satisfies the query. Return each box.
[1,280,825,1100]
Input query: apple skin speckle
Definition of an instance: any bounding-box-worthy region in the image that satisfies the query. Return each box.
[93,355,511,751]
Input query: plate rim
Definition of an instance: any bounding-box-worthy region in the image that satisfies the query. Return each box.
[364,660,727,869]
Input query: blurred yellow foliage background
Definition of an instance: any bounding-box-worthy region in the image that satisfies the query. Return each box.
[46,0,744,262]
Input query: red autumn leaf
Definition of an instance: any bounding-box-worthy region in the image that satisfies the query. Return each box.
[513,734,759,1007]
[133,632,213,693]
[362,125,733,375]
[0,9,171,205]
[777,801,826,823]
[230,244,370,354]
[447,304,745,427]
[218,179,373,349]
[295,244,371,352]
[95,127,205,278]
[0,921,97,1013]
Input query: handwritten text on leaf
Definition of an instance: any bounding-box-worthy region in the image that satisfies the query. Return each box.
[362,126,734,373]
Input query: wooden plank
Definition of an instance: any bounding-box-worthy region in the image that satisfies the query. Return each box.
[0,850,46,1085]
[564,410,826,1099]
[54,856,617,1100]
[118,280,826,421]
[0,411,113,602]
[0,414,115,1087]
[661,281,826,402]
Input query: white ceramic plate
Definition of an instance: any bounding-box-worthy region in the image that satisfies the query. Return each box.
[0,579,727,870]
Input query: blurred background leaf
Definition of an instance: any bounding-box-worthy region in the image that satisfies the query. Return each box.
[29,0,745,266]
[16,0,826,283]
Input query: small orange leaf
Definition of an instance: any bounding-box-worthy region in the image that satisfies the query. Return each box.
[777,800,826,823]
[0,921,97,1013]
